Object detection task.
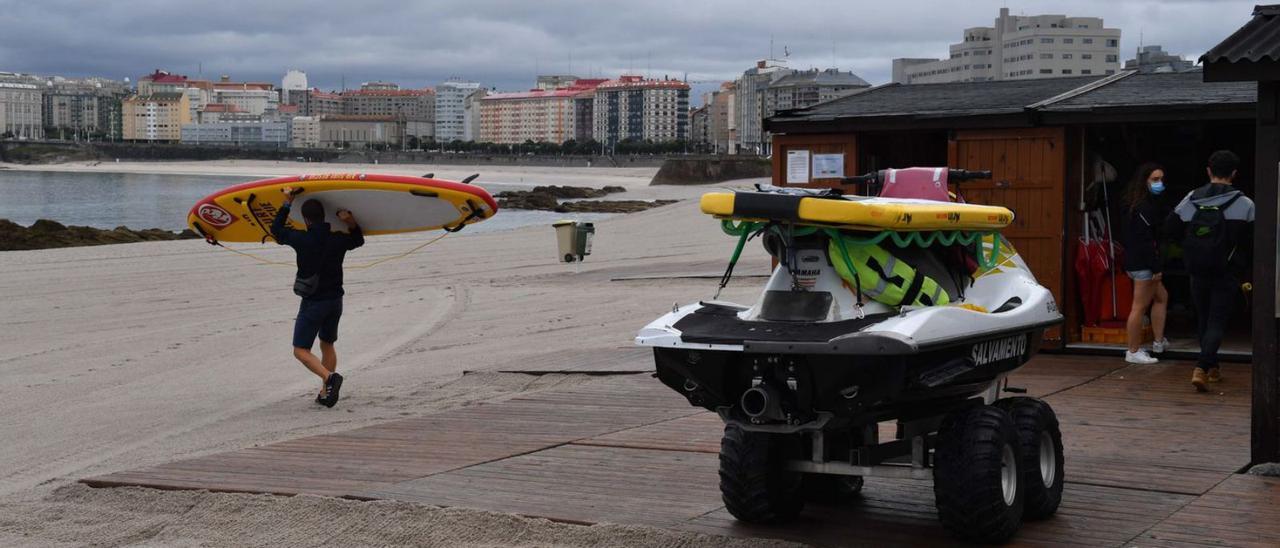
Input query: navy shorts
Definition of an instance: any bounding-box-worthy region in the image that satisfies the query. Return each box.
[293,297,342,349]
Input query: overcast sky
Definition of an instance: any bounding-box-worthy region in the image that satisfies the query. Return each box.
[0,0,1259,103]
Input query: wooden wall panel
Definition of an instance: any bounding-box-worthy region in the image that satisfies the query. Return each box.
[770,133,858,188]
[949,127,1067,341]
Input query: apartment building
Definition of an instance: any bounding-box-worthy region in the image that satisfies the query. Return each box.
[342,83,434,138]
[734,61,791,154]
[766,68,869,112]
[477,79,606,144]
[435,79,480,142]
[317,115,404,148]
[592,75,690,146]
[122,92,191,142]
[892,8,1121,84]
[478,88,579,144]
[291,116,319,148]
[0,80,42,139]
[281,70,308,102]
[572,89,596,142]
[41,77,129,139]
[706,82,736,154]
[690,105,709,150]
[180,118,290,146]
[462,89,487,142]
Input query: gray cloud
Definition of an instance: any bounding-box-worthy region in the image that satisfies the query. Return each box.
[0,0,1258,101]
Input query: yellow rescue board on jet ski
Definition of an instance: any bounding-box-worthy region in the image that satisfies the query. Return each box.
[700,192,1014,231]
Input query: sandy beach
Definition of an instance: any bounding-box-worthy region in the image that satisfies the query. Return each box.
[0,161,785,546]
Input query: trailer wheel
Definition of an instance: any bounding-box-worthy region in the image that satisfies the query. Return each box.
[995,397,1064,520]
[934,405,1025,543]
[719,424,805,523]
[802,473,864,504]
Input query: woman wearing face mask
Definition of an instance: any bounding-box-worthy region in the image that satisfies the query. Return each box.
[1120,162,1171,364]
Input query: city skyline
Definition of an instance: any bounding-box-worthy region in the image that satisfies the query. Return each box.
[0,0,1253,95]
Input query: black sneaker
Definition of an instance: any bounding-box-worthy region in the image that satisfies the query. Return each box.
[322,373,344,408]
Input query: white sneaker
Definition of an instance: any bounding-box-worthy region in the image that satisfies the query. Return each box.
[1125,350,1159,364]
[1151,338,1170,353]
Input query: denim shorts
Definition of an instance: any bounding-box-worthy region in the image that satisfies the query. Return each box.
[1126,270,1155,281]
[293,297,342,349]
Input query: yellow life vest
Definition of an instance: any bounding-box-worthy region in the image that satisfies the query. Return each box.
[829,236,952,307]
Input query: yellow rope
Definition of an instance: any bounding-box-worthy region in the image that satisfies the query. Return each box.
[212,231,452,269]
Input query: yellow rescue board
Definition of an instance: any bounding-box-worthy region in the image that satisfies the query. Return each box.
[700,192,1013,231]
[188,173,498,243]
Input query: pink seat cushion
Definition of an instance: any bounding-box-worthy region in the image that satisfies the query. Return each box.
[878,167,951,202]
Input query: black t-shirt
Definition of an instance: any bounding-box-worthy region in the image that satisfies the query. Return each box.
[271,204,364,300]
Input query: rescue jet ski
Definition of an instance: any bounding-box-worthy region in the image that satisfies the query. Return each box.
[636,168,1064,543]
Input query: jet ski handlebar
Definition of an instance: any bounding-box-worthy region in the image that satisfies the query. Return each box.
[841,169,993,185]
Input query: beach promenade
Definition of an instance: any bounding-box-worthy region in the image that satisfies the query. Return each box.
[1,161,1276,546]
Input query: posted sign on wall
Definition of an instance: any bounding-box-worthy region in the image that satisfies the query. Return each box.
[786,150,810,184]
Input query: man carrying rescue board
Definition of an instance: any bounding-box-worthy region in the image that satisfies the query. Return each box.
[272,187,364,407]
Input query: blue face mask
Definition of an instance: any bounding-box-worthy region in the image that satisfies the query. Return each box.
[1149,181,1165,195]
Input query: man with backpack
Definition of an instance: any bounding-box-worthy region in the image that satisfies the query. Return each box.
[1165,150,1255,392]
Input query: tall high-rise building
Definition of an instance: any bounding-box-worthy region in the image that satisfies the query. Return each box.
[892,8,1121,84]
[435,79,480,142]
[281,70,308,104]
[734,60,792,155]
[592,75,689,147]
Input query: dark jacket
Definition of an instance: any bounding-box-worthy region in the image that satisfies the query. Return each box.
[1121,197,1170,273]
[1163,183,1255,280]
[272,204,364,300]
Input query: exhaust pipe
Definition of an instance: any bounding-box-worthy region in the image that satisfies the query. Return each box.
[740,384,784,420]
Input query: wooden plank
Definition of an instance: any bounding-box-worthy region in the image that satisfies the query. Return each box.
[575,412,724,453]
[1137,474,1280,547]
[364,445,724,529]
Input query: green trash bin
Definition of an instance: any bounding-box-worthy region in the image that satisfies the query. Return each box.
[553,220,594,262]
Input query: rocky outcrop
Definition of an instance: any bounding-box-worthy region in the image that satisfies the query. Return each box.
[0,219,199,251]
[650,156,771,185]
[495,185,674,213]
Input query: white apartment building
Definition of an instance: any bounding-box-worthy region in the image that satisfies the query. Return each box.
[214,87,278,116]
[281,70,308,104]
[291,116,320,148]
[592,75,690,146]
[435,79,480,142]
[892,8,1122,84]
[478,88,578,144]
[0,81,43,139]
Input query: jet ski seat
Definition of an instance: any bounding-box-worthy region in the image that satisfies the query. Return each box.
[877,167,954,202]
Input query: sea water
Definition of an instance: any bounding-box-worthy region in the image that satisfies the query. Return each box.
[0,170,612,234]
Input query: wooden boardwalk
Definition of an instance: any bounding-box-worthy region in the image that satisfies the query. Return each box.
[83,353,1274,547]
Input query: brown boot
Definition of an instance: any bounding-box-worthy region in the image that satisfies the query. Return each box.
[1192,368,1208,392]
[1207,368,1223,383]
